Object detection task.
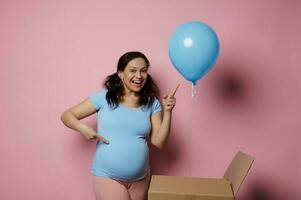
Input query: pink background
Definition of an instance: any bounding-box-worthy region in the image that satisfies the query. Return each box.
[1,0,300,199]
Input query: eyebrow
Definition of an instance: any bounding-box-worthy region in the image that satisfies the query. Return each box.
[128,66,148,69]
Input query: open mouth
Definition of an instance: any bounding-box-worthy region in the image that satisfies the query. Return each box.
[131,80,144,88]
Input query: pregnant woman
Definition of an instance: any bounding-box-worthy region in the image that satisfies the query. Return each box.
[61,51,178,200]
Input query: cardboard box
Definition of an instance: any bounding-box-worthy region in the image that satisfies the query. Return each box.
[148,151,255,200]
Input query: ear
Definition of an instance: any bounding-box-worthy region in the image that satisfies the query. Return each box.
[118,72,123,80]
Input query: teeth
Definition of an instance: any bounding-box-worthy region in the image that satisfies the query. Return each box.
[133,80,142,84]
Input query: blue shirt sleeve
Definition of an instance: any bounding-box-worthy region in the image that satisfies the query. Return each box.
[89,90,107,111]
[151,98,162,114]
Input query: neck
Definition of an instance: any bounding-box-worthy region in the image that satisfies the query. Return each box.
[122,87,140,102]
[123,85,139,97]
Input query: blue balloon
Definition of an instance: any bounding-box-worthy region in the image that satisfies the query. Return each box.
[168,21,220,85]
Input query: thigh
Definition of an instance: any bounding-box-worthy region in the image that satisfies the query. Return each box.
[128,173,151,200]
[92,176,131,200]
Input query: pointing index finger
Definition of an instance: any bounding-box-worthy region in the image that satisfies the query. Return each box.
[170,84,180,97]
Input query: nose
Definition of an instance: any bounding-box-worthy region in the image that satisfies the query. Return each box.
[135,71,142,78]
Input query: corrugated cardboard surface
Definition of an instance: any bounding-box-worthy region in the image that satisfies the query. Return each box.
[148,151,255,200]
[148,176,234,200]
[223,151,255,195]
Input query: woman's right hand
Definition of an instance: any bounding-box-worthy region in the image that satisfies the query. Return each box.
[79,123,109,144]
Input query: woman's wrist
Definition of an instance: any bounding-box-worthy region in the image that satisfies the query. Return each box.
[163,110,172,115]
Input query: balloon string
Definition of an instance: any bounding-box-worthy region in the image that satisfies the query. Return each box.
[191,83,196,97]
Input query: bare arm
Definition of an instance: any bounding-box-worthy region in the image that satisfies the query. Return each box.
[61,98,109,143]
[150,84,179,149]
[150,111,172,149]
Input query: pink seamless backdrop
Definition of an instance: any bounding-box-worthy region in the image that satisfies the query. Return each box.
[1,0,300,199]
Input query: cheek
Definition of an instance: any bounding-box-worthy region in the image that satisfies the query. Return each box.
[124,73,133,81]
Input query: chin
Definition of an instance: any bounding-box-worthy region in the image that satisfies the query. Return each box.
[128,84,146,93]
[131,87,143,93]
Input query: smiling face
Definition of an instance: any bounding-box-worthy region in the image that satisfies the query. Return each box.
[118,57,148,94]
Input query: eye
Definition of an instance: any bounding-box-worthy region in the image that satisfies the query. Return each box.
[141,68,148,73]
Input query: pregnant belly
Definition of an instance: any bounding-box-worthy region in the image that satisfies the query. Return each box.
[94,138,149,180]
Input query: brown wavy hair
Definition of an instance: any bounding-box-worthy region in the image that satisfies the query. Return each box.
[104,51,160,109]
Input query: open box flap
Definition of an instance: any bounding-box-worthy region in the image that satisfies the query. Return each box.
[223,151,255,195]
